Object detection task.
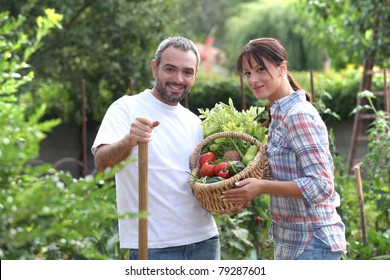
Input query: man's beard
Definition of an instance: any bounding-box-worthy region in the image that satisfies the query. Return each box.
[155,78,190,104]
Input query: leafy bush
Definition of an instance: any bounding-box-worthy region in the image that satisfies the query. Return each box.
[0,9,135,260]
[357,91,390,186]
[350,91,390,259]
[213,195,273,260]
[1,166,121,259]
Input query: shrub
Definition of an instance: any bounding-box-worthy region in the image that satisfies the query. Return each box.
[0,9,134,260]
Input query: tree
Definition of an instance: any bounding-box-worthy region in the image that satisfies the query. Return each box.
[0,0,195,123]
[296,0,390,70]
[222,0,324,72]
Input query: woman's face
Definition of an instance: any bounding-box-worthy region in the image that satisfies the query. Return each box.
[242,55,286,104]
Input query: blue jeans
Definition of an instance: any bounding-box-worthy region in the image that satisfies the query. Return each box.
[129,235,220,260]
[295,236,343,260]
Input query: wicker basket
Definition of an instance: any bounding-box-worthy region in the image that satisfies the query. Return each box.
[189,131,270,214]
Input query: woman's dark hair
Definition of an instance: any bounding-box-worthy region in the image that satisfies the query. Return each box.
[237,38,312,127]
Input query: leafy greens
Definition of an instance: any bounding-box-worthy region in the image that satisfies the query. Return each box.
[198,98,268,158]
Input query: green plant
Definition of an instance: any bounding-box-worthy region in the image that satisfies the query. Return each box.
[352,90,390,188]
[212,195,273,260]
[213,211,254,260]
[0,164,130,259]
[341,90,390,259]
[0,9,139,260]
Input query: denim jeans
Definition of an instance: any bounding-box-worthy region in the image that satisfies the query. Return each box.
[129,235,220,260]
[295,236,343,260]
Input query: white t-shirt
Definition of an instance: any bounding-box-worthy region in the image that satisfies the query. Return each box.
[91,89,218,248]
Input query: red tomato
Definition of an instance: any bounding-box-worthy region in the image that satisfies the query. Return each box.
[200,161,215,177]
[214,162,228,176]
[218,168,230,179]
[199,152,216,166]
[255,216,261,226]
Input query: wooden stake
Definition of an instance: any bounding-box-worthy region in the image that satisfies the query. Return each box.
[310,70,315,102]
[138,142,148,259]
[240,74,246,111]
[354,163,367,244]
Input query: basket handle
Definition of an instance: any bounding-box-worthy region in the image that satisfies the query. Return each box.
[189,131,263,170]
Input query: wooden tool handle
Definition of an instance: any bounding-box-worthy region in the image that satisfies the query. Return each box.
[138,142,148,259]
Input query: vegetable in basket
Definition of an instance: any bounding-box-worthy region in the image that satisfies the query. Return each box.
[215,162,230,179]
[198,98,267,158]
[223,150,241,161]
[199,151,216,166]
[200,161,215,177]
[215,162,228,175]
[207,176,225,183]
[228,160,245,176]
[242,145,258,166]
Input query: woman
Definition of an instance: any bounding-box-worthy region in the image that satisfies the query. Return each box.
[222,38,347,260]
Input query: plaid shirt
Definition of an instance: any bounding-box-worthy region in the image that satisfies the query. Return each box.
[267,90,347,259]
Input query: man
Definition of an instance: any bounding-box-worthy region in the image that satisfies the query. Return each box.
[92,36,219,260]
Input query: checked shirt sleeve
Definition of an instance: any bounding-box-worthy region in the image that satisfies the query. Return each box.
[287,111,335,206]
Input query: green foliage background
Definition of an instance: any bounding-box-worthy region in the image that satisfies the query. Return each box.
[0,10,135,260]
[1,0,387,124]
[1,0,389,260]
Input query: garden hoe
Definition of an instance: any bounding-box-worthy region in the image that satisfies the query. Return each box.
[138,142,148,259]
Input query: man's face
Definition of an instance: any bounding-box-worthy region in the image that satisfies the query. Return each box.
[151,46,198,105]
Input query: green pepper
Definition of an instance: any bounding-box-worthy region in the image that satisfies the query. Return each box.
[242,145,258,166]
